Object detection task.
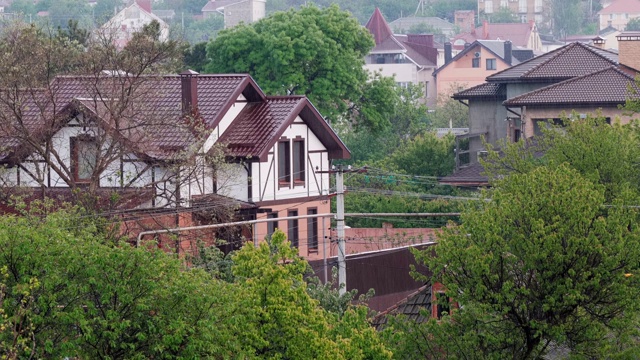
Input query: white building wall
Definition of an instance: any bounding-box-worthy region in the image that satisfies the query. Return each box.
[253,117,330,202]
[217,163,249,201]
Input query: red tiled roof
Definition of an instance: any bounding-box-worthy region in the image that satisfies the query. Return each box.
[598,0,640,14]
[454,22,534,48]
[220,97,305,159]
[503,66,640,106]
[220,96,350,160]
[365,8,394,47]
[0,73,349,165]
[487,42,618,82]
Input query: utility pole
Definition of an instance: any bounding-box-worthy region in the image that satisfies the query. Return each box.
[335,165,346,295]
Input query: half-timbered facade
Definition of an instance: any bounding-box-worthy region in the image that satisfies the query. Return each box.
[0,71,349,258]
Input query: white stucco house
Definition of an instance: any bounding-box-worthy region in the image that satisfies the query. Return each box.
[100,0,169,48]
[0,70,349,258]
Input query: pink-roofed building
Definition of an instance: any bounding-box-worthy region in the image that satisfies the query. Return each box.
[598,0,640,31]
[364,8,439,106]
[452,20,542,51]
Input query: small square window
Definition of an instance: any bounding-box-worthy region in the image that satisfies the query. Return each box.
[472,58,480,68]
[486,58,497,70]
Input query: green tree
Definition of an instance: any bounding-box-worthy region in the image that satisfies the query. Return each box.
[206,4,397,131]
[56,19,90,46]
[383,133,455,179]
[45,0,92,30]
[182,14,224,43]
[484,6,519,23]
[626,17,640,31]
[431,0,476,22]
[0,204,249,358]
[407,164,640,359]
[483,116,640,203]
[8,0,35,15]
[544,0,583,38]
[231,229,392,359]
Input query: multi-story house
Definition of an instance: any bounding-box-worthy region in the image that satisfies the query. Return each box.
[478,0,546,24]
[433,39,534,99]
[201,0,266,29]
[453,20,543,51]
[440,34,640,186]
[0,70,349,260]
[100,0,169,48]
[598,0,640,31]
[364,8,439,106]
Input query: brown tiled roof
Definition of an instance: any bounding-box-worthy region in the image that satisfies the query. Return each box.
[0,73,351,165]
[439,162,489,187]
[503,66,640,106]
[219,96,350,160]
[365,8,394,47]
[371,285,432,330]
[220,97,305,159]
[401,37,438,67]
[487,42,618,82]
[452,82,506,100]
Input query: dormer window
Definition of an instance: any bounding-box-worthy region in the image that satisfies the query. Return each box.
[279,138,306,188]
[293,139,305,184]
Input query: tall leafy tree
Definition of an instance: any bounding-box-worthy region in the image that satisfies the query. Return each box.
[627,17,640,31]
[205,4,397,131]
[409,165,640,358]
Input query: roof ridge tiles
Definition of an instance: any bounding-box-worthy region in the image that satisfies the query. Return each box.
[503,65,635,105]
[487,41,618,81]
[520,42,579,78]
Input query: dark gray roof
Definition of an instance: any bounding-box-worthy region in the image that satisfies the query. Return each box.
[503,66,640,106]
[371,285,433,330]
[439,162,489,187]
[486,42,619,83]
[453,82,506,100]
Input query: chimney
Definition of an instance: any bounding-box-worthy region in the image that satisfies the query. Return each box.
[180,70,199,117]
[444,42,452,64]
[483,20,489,39]
[592,36,606,49]
[135,0,151,13]
[504,40,512,65]
[617,32,640,71]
